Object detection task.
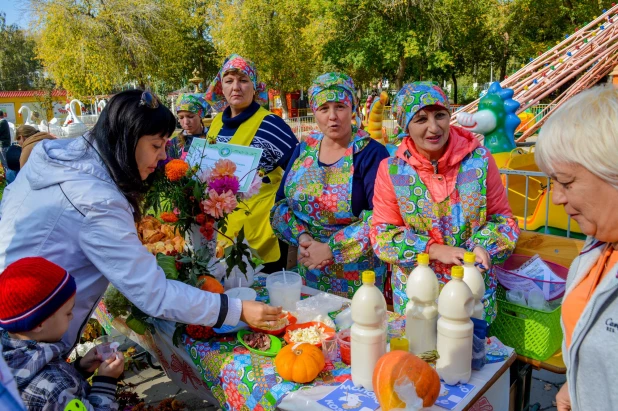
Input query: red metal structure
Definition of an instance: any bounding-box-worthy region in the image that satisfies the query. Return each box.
[453,4,618,141]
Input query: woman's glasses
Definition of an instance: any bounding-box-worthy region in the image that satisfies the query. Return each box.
[139,91,160,109]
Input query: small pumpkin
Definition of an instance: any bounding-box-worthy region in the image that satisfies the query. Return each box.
[275,342,325,383]
[197,275,224,294]
[373,351,441,410]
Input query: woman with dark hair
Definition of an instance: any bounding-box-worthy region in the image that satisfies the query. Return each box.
[0,89,281,352]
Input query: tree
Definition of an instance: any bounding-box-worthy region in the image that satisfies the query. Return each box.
[0,13,42,90]
[209,0,335,117]
[29,0,219,97]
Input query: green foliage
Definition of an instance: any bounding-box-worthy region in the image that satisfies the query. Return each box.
[0,13,42,90]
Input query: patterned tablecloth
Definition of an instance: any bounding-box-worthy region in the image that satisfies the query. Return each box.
[184,275,405,411]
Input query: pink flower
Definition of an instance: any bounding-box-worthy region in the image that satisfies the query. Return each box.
[209,176,240,195]
[198,168,212,184]
[211,159,236,179]
[241,173,263,200]
[202,189,238,219]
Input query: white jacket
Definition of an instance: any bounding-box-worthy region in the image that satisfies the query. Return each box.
[0,136,242,351]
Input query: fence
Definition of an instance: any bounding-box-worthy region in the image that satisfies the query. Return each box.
[499,168,578,238]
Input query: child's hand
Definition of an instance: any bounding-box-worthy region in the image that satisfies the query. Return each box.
[79,347,103,373]
[97,352,125,379]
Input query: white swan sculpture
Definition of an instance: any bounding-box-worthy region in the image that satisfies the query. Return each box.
[18,106,36,126]
[97,99,107,112]
[60,99,88,138]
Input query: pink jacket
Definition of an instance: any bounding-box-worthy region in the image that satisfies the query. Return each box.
[373,125,513,232]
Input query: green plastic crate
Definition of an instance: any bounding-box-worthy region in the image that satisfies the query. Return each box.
[490,286,563,361]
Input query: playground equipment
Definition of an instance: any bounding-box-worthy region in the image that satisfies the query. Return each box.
[364,91,389,144]
[18,106,36,126]
[453,5,618,141]
[60,99,88,138]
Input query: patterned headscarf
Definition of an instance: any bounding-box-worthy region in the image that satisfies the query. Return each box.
[308,72,357,113]
[392,82,450,130]
[205,54,268,112]
[175,93,209,118]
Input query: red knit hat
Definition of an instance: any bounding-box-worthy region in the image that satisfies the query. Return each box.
[0,257,76,332]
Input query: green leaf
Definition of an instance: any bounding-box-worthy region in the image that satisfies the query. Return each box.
[126,314,149,335]
[156,253,179,280]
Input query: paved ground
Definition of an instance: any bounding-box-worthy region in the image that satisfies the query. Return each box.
[529,369,566,411]
[123,365,219,410]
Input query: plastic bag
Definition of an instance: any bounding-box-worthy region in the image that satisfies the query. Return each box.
[334,307,353,331]
[294,307,336,329]
[471,318,487,370]
[390,376,425,411]
[296,292,345,315]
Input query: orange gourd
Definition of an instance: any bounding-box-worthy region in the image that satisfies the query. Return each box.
[373,351,441,409]
[275,342,325,383]
[197,275,224,294]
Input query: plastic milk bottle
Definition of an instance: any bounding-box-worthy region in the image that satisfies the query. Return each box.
[351,270,387,390]
[405,253,439,354]
[436,266,474,385]
[462,251,486,320]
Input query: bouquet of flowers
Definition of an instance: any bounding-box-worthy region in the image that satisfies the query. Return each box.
[103,146,262,339]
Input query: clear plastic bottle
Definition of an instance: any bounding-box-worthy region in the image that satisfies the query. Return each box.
[405,253,439,355]
[462,251,486,320]
[436,266,474,385]
[350,270,387,390]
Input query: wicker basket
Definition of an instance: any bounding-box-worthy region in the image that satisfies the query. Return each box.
[490,286,563,361]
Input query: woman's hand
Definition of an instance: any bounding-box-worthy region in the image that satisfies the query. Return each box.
[472,246,491,271]
[240,301,282,329]
[428,244,467,266]
[299,240,333,270]
[80,347,104,373]
[298,233,314,259]
[556,382,571,411]
[97,352,125,379]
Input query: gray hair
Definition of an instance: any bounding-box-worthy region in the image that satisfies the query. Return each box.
[535,84,618,189]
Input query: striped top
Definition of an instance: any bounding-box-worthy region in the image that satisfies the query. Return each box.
[214,102,299,174]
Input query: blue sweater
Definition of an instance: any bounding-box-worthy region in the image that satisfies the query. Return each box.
[276,138,389,217]
[213,102,298,174]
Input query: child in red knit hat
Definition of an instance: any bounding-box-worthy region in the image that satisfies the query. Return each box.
[0,257,124,410]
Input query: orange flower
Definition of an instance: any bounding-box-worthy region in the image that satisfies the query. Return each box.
[165,159,190,181]
[211,159,236,179]
[160,212,178,223]
[202,189,238,219]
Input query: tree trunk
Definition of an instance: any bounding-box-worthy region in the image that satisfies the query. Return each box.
[396,55,406,89]
[500,32,510,81]
[451,72,458,105]
[280,91,289,119]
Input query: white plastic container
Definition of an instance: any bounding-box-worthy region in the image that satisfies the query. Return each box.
[405,253,439,355]
[266,271,302,311]
[436,266,474,385]
[462,251,486,320]
[350,270,387,390]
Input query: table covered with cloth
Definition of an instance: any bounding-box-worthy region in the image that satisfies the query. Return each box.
[183,275,511,411]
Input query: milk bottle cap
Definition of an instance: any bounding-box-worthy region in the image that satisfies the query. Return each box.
[463,252,476,264]
[362,270,375,284]
[451,266,464,279]
[417,253,429,265]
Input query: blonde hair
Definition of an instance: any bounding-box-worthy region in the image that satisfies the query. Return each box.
[535,84,618,189]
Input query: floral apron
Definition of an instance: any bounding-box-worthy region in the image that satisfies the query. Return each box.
[285,133,385,299]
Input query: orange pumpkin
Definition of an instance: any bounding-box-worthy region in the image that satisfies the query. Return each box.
[197,275,224,294]
[373,351,441,409]
[275,342,325,383]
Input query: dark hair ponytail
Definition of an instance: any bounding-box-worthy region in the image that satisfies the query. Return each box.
[87,89,176,221]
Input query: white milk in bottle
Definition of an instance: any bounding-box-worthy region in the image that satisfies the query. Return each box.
[436,266,474,385]
[462,251,486,320]
[405,252,439,354]
[351,270,387,390]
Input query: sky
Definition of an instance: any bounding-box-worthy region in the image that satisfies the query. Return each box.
[1,0,31,28]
